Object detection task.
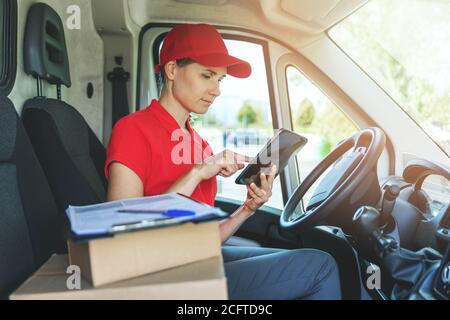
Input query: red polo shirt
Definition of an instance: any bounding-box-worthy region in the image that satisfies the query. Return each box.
[105,99,217,206]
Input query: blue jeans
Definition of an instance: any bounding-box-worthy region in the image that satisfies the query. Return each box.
[222,246,341,300]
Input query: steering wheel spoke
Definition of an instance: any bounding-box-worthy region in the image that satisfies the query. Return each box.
[289,208,313,222]
[352,146,367,155]
[280,128,386,230]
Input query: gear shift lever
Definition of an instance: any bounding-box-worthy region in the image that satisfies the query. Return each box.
[379,185,400,231]
[352,206,443,299]
[352,206,398,257]
[353,206,380,236]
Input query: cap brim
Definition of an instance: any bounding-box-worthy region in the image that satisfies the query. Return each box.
[192,53,252,78]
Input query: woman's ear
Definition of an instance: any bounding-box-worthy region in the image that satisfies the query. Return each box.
[164,60,177,81]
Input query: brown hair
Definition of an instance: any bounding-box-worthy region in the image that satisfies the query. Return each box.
[158,58,196,89]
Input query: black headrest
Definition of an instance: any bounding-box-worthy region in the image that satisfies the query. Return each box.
[23,3,71,87]
[0,95,17,162]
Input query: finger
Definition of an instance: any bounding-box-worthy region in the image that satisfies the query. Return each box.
[268,165,277,186]
[219,170,228,177]
[259,172,269,191]
[250,183,266,198]
[233,152,254,163]
[221,168,232,176]
[228,163,240,175]
[247,187,262,202]
[221,150,235,165]
[270,164,277,175]
[225,165,236,174]
[248,188,267,205]
[248,182,265,196]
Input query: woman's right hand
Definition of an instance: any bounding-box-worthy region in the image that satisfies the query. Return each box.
[196,149,253,180]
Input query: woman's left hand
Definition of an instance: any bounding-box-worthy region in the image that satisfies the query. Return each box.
[243,165,277,212]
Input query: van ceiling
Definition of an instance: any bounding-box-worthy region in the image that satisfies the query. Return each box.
[93,0,367,47]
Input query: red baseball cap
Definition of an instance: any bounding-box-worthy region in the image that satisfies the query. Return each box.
[154,23,252,78]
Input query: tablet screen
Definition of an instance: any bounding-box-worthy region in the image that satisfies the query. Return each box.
[235,129,308,186]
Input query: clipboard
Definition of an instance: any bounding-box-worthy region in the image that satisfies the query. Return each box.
[65,193,228,241]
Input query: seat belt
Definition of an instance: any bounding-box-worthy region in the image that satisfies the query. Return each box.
[107,62,130,126]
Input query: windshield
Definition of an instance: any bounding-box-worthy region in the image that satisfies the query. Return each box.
[329,0,450,155]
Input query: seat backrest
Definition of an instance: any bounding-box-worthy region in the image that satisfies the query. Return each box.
[21,3,107,215]
[0,95,63,299]
[22,98,106,213]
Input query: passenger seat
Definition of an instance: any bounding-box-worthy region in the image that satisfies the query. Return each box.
[21,3,106,217]
[0,95,64,299]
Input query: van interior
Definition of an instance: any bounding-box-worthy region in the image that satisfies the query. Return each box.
[0,0,449,300]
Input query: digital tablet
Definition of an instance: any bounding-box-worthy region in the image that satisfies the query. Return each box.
[235,129,308,186]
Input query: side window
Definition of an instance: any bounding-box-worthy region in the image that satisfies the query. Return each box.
[0,0,17,95]
[286,66,359,204]
[191,40,283,209]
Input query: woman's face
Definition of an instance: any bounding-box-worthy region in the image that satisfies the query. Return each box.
[171,62,227,114]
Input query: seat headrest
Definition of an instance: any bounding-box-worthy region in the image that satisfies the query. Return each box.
[23,3,71,87]
[0,95,17,162]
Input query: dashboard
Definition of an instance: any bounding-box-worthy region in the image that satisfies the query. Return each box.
[380,158,449,252]
[360,158,449,299]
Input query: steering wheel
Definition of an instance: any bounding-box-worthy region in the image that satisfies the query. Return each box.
[280,127,386,230]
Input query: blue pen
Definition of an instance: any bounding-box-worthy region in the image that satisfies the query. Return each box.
[117,208,196,218]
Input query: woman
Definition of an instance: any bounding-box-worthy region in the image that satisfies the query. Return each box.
[105,23,341,300]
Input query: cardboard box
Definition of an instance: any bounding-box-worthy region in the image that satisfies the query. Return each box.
[67,221,221,287]
[10,254,228,300]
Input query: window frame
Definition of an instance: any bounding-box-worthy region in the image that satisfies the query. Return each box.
[0,0,17,96]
